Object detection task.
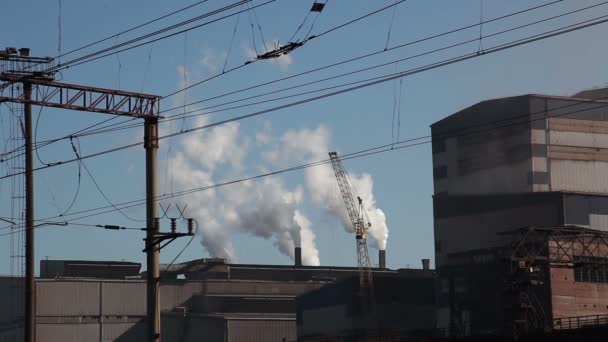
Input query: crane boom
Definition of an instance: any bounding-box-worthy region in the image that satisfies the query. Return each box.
[328,152,373,292]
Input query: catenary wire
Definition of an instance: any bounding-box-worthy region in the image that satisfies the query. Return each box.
[2,13,608,181]
[0,0,569,160]
[48,0,590,139]
[4,88,608,235]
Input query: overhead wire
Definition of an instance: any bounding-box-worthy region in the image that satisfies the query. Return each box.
[223,6,243,73]
[79,156,145,222]
[80,4,608,132]
[385,0,399,50]
[4,83,608,235]
[57,0,212,60]
[3,11,608,181]
[60,137,82,216]
[54,1,250,69]
[1,0,562,161]
[158,0,568,112]
[162,0,405,99]
[54,0,270,71]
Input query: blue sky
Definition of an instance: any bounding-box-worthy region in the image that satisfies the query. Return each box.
[1,0,608,274]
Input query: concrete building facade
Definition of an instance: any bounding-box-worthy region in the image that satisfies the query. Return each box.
[431,88,608,337]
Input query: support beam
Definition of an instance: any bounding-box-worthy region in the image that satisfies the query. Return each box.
[144,118,160,342]
[24,81,35,342]
[0,79,160,118]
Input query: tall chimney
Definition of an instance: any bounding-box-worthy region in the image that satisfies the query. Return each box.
[379,250,386,269]
[295,247,302,267]
[421,258,430,270]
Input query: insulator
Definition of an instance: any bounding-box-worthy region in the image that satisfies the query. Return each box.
[170,218,177,233]
[187,218,194,234]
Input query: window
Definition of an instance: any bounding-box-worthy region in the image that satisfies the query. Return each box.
[574,256,608,283]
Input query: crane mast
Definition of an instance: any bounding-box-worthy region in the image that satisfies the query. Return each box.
[328,152,373,292]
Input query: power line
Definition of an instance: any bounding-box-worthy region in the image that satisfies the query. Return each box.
[158,0,568,112]
[36,0,593,141]
[54,1,272,71]
[58,0,211,59]
[2,13,608,181]
[3,91,608,235]
[161,0,408,99]
[0,0,569,161]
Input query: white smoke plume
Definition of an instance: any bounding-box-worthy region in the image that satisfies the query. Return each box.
[166,118,320,265]
[265,125,390,250]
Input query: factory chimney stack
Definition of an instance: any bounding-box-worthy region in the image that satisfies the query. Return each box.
[295,247,302,267]
[379,250,386,269]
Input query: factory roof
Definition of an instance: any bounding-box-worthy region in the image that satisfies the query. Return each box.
[431,87,608,128]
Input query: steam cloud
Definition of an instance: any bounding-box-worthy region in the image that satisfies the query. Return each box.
[267,126,389,250]
[165,119,388,265]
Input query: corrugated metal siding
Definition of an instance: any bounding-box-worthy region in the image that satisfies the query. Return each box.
[36,281,100,316]
[36,323,99,342]
[227,319,295,342]
[550,159,608,193]
[549,131,608,149]
[102,282,145,316]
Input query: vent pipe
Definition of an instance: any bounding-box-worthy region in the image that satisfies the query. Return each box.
[295,247,302,267]
[379,250,386,269]
[422,258,430,270]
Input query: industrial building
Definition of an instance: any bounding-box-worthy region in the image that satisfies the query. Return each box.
[431,88,608,337]
[296,261,435,341]
[0,248,435,342]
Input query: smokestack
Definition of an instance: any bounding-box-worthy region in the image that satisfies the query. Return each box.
[421,258,430,270]
[379,250,386,269]
[295,247,302,267]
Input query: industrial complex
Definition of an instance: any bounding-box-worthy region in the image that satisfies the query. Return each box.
[0,251,435,341]
[4,87,608,341]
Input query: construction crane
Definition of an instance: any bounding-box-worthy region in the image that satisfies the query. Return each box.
[328,152,374,295]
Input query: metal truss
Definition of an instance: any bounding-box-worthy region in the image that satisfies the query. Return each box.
[504,225,608,264]
[0,80,160,118]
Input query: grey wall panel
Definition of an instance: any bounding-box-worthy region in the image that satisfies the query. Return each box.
[36,323,99,342]
[300,305,348,336]
[0,327,22,342]
[36,281,100,316]
[227,319,295,342]
[0,277,23,323]
[102,282,145,316]
[434,197,562,266]
[162,316,225,342]
[103,321,146,342]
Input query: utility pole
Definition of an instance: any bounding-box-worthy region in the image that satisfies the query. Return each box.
[144,117,160,342]
[23,79,35,342]
[1,47,161,342]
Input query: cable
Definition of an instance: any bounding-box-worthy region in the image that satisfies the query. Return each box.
[163,226,197,272]
[385,0,399,50]
[59,137,82,216]
[0,0,570,160]
[55,1,269,71]
[307,0,408,40]
[3,12,608,180]
[158,0,568,113]
[223,7,243,73]
[57,0,211,59]
[80,157,145,222]
[162,0,405,99]
[4,91,608,235]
